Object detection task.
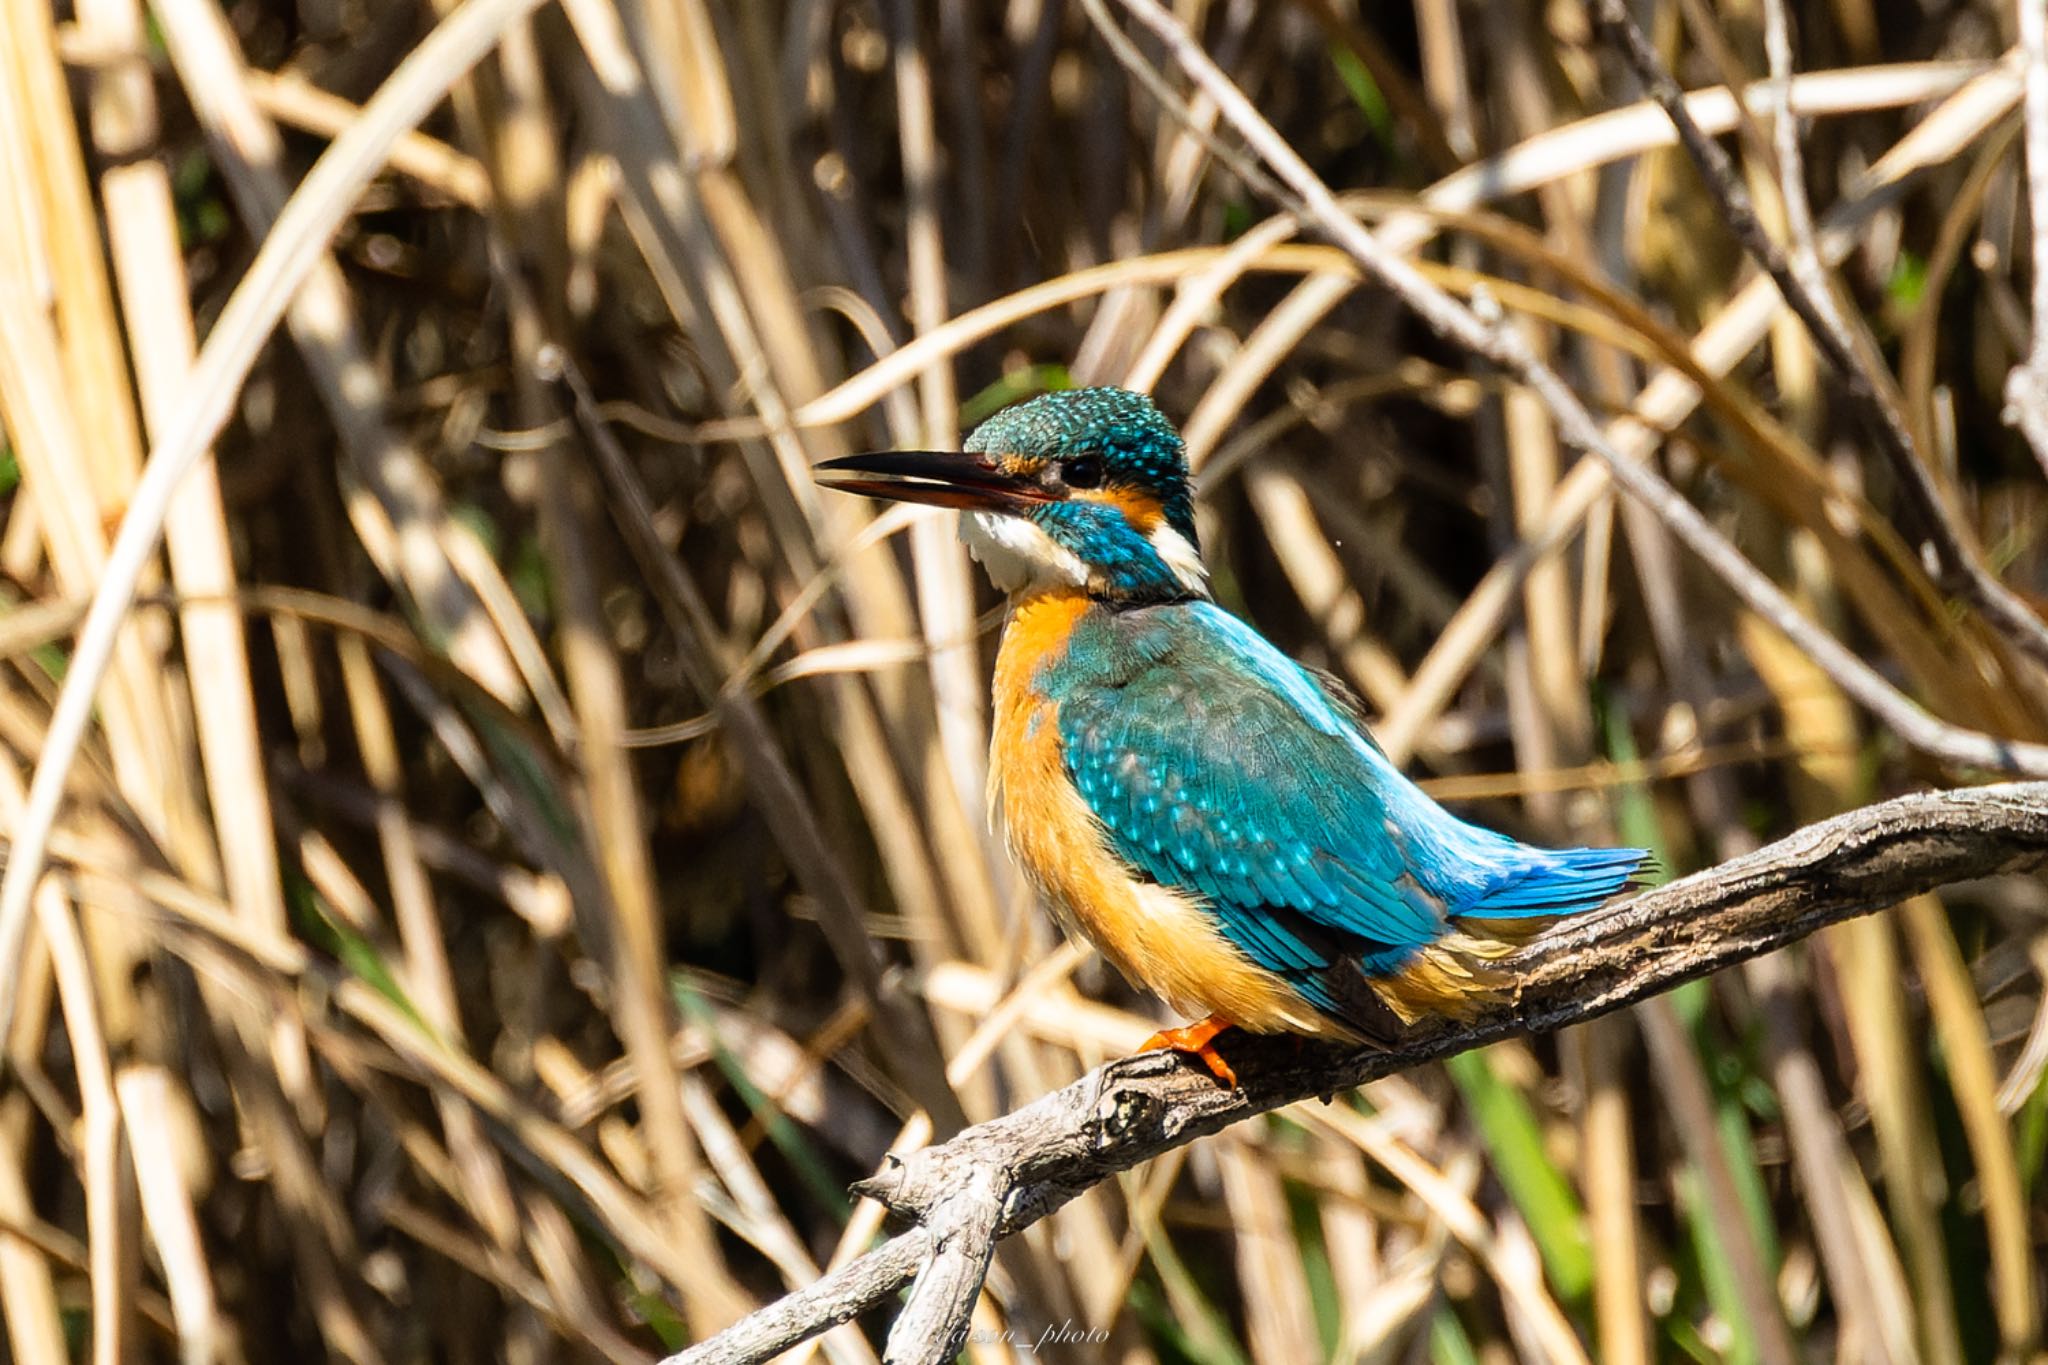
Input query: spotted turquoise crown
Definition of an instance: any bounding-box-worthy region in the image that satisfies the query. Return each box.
[966,388,1199,548]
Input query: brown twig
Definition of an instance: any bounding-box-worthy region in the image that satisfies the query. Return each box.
[1099,0,2048,779]
[1588,0,2048,670]
[665,782,2048,1364]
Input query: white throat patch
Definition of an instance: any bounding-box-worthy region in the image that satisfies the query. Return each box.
[959,511,1089,593]
[959,509,1212,598]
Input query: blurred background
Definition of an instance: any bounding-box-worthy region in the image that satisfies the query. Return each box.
[1,0,2045,1361]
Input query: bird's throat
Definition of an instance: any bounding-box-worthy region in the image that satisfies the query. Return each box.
[960,509,1088,594]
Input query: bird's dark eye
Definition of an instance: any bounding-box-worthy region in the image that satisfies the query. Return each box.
[1061,456,1104,489]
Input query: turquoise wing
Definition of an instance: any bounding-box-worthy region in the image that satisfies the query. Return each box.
[1047,601,1642,1022]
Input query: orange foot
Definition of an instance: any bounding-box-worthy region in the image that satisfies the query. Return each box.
[1139,1014,1241,1087]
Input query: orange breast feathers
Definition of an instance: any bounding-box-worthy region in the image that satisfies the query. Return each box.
[986,590,1337,1037]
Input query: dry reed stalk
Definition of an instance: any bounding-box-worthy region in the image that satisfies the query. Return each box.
[0,3,2041,1359]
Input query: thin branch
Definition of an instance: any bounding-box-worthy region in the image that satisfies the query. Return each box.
[879,1169,1001,1365]
[666,1232,932,1365]
[1759,0,1817,253]
[1589,0,2048,670]
[1100,0,2048,779]
[1072,0,1290,207]
[667,782,2048,1365]
[2004,0,2048,478]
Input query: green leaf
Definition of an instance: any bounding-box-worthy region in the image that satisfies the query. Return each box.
[961,366,1074,426]
[1712,1084,1782,1270]
[1445,1048,1593,1301]
[29,642,67,686]
[1596,683,1670,882]
[2017,1065,2048,1201]
[1428,1302,1480,1365]
[1885,250,1928,312]
[171,148,232,247]
[1674,1166,1759,1365]
[1329,47,1394,151]
[625,1282,690,1351]
[449,501,500,557]
[288,873,432,1034]
[1286,1176,1341,1355]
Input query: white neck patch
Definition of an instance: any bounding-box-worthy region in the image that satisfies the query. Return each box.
[1150,523,1210,597]
[960,509,1212,599]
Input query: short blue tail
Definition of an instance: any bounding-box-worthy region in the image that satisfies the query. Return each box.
[1456,845,1649,919]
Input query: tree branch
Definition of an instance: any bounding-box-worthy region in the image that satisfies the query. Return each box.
[667,783,2048,1365]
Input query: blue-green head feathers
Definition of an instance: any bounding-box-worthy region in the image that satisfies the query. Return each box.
[961,388,1207,602]
[964,388,1198,544]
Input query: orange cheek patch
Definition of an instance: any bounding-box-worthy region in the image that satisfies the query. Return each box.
[1077,487,1164,532]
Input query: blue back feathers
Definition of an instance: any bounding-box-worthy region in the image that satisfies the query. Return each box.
[1041,598,1646,1021]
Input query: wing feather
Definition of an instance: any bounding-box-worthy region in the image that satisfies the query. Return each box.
[1049,601,1644,995]
[1054,605,1444,953]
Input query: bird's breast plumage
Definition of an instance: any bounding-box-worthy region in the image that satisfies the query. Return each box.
[987,590,1333,1035]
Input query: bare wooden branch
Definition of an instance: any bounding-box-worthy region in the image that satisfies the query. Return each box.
[879,1169,1002,1365]
[666,1232,931,1365]
[666,783,2048,1365]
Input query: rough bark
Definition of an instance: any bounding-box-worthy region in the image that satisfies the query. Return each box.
[669,782,2048,1365]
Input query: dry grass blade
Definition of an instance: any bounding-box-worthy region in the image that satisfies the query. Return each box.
[1106,0,2048,777]
[1901,895,2040,1354]
[116,1067,218,1365]
[153,0,525,706]
[7,4,2047,1360]
[0,0,553,1061]
[1591,0,2048,669]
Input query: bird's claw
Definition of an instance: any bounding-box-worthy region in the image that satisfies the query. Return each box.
[1138,1015,1241,1088]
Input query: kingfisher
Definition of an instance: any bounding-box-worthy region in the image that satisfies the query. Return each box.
[818,387,1645,1085]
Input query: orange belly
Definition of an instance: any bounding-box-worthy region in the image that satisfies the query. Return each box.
[987,590,1338,1037]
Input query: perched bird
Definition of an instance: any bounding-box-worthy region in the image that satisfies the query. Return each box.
[818,388,1645,1085]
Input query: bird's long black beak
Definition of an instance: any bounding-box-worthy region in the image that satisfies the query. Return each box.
[814,450,1054,512]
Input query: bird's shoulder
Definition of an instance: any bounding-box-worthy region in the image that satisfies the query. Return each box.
[1049,599,1373,748]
